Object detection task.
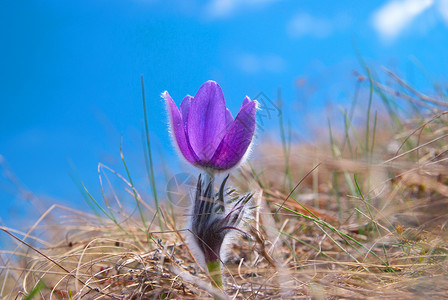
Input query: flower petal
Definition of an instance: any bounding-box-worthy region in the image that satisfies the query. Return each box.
[240,96,251,110]
[225,108,233,129]
[163,91,198,164]
[180,95,193,127]
[210,100,257,170]
[187,81,227,161]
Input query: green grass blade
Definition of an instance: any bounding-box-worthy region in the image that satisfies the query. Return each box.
[67,162,101,218]
[120,135,147,228]
[81,182,145,249]
[24,281,46,300]
[276,203,386,264]
[278,87,292,191]
[279,230,337,262]
[141,75,163,231]
[353,174,381,238]
[365,66,374,157]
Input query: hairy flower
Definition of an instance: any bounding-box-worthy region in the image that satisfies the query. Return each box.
[190,174,252,263]
[164,80,257,172]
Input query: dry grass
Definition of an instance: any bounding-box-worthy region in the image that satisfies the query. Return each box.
[1,69,448,299]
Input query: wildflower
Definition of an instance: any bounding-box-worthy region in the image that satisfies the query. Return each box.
[164,80,257,293]
[164,80,257,172]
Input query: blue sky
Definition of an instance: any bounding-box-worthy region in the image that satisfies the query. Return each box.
[1,0,447,225]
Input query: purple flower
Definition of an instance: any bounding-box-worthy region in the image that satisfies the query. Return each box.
[164,81,257,171]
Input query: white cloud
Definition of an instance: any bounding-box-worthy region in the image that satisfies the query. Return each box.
[205,0,281,19]
[287,13,333,38]
[439,0,448,24]
[264,55,285,72]
[287,13,352,39]
[372,0,434,42]
[237,54,285,74]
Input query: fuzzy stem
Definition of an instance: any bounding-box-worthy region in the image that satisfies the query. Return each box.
[205,171,215,193]
[207,259,223,290]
